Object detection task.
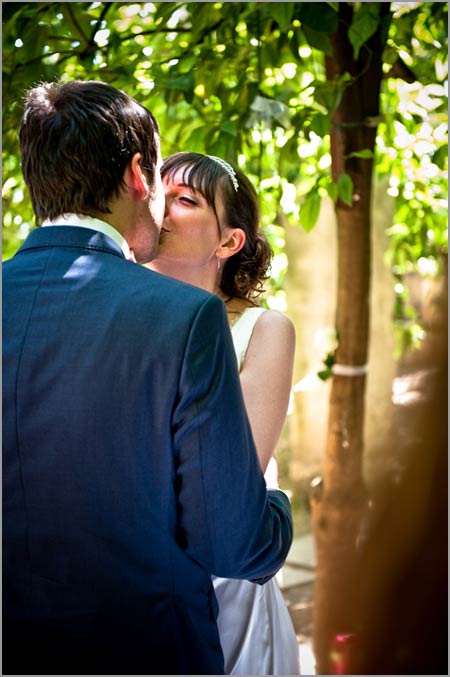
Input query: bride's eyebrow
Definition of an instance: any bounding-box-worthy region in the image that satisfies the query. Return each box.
[177,182,194,188]
[177,182,203,196]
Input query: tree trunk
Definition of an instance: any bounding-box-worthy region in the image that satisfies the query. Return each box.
[311,4,391,674]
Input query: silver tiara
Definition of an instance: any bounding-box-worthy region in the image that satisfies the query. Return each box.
[207,155,239,191]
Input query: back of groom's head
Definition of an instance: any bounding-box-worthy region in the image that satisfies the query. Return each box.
[19,80,160,224]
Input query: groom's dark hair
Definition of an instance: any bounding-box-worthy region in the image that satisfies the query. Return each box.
[19,80,160,224]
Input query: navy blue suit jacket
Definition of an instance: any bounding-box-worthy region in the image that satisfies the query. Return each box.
[3,226,293,675]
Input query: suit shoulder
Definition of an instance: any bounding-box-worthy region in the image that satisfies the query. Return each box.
[132,264,216,305]
[122,263,224,323]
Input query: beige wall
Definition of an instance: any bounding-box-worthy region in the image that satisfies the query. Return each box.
[279,179,398,491]
[282,196,336,482]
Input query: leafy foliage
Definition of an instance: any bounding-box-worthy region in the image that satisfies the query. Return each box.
[2,2,448,334]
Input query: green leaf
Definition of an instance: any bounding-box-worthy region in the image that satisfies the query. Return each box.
[302,25,332,55]
[337,173,354,206]
[165,72,194,92]
[309,113,330,138]
[286,167,300,184]
[382,45,401,66]
[272,3,294,32]
[345,149,374,159]
[432,143,448,169]
[348,3,381,60]
[296,3,338,34]
[220,120,238,137]
[300,192,321,232]
[280,135,300,164]
[2,2,30,23]
[153,3,180,25]
[317,350,335,380]
[288,31,300,60]
[323,352,335,368]
[311,81,339,112]
[327,181,339,203]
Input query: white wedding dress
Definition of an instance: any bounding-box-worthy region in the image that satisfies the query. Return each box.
[213,307,300,675]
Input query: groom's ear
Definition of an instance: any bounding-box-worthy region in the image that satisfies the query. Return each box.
[216,228,246,261]
[123,153,148,200]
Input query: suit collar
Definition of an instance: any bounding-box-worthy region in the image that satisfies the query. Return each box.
[15,226,126,260]
[41,214,131,259]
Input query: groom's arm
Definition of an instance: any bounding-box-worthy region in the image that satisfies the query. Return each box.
[172,293,293,581]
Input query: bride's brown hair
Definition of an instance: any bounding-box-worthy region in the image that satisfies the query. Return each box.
[161,152,272,302]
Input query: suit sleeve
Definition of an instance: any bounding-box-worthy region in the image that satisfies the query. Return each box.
[172,294,293,580]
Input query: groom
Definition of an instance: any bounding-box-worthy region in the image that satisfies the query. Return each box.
[2,80,293,675]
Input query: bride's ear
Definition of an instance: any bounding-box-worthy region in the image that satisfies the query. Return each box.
[123,153,148,200]
[216,228,246,261]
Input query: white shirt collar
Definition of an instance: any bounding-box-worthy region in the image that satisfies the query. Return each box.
[41,214,131,259]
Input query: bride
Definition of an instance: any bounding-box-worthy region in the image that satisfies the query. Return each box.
[148,152,300,675]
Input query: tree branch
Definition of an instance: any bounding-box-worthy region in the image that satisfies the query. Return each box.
[65,3,90,45]
[118,16,225,45]
[88,2,114,44]
[118,27,191,44]
[8,50,76,70]
[384,56,417,83]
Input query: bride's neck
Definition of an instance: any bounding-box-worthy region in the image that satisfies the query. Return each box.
[147,259,218,294]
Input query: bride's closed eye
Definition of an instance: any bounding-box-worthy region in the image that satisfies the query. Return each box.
[179,195,198,206]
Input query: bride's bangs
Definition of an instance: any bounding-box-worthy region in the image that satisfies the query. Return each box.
[161,153,223,210]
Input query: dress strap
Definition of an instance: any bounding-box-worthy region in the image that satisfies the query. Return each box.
[231,307,266,371]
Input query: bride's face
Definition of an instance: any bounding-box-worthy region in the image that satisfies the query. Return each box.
[156,167,225,266]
